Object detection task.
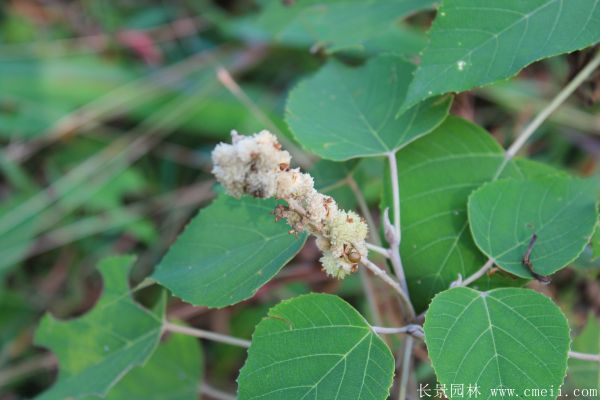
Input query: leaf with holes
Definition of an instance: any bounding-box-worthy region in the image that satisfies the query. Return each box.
[35,256,165,399]
[91,327,203,400]
[382,116,562,312]
[238,293,395,400]
[468,177,598,279]
[286,55,452,160]
[253,0,436,55]
[153,195,307,308]
[424,287,570,400]
[402,0,600,111]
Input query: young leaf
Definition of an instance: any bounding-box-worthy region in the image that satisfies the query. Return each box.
[468,177,598,279]
[402,0,600,111]
[286,55,452,160]
[253,0,436,54]
[153,195,307,308]
[566,315,599,392]
[424,287,570,400]
[35,256,165,399]
[238,293,394,400]
[383,116,561,312]
[91,328,203,400]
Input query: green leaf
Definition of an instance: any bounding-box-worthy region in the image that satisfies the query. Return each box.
[34,255,165,399]
[424,287,570,400]
[403,0,600,110]
[468,177,598,279]
[93,328,203,400]
[153,195,307,308]
[238,293,394,400]
[383,116,561,311]
[286,55,452,160]
[566,315,599,392]
[253,0,435,54]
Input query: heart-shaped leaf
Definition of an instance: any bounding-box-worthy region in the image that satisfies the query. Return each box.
[254,0,436,55]
[383,116,561,311]
[238,293,394,400]
[153,195,307,308]
[35,256,165,399]
[286,55,451,160]
[403,0,600,111]
[424,287,570,400]
[468,177,598,278]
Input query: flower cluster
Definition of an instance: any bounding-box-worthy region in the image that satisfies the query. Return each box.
[212,130,368,278]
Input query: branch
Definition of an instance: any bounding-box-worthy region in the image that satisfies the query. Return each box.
[569,351,600,362]
[372,324,424,339]
[398,337,415,400]
[163,322,251,348]
[200,383,237,400]
[361,258,415,319]
[385,152,411,299]
[366,242,390,258]
[494,49,600,178]
[451,259,495,288]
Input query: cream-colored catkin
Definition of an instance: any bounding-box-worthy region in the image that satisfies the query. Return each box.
[211,130,368,278]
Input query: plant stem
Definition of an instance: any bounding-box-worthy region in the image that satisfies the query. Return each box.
[348,176,381,245]
[386,151,411,299]
[372,324,424,339]
[451,258,495,288]
[216,66,313,168]
[0,353,56,388]
[495,49,600,178]
[362,258,415,319]
[200,383,237,400]
[163,322,251,348]
[387,152,401,238]
[366,242,390,258]
[347,176,386,328]
[569,351,600,362]
[398,337,414,400]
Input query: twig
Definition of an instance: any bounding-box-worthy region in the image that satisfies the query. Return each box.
[163,322,251,348]
[385,151,411,302]
[347,176,385,327]
[361,258,415,319]
[494,49,600,178]
[451,259,495,288]
[216,66,313,168]
[387,152,401,239]
[347,176,380,245]
[0,353,56,387]
[372,324,424,339]
[366,243,390,258]
[569,351,600,362]
[200,383,237,400]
